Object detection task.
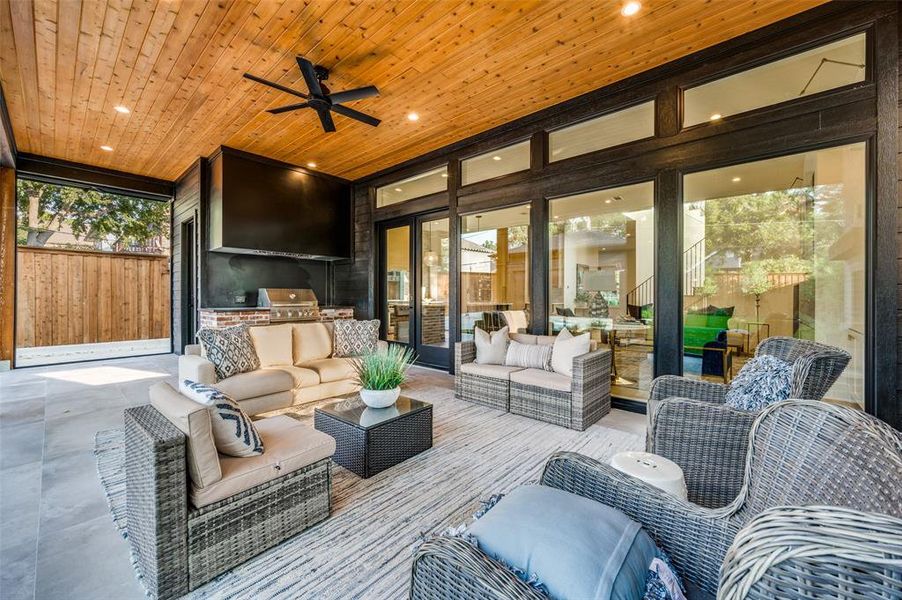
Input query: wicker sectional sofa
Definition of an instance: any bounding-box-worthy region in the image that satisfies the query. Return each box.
[179,321,387,416]
[454,333,612,430]
[124,382,336,599]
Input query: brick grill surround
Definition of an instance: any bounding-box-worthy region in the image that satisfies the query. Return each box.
[199,307,356,329]
[199,309,271,329]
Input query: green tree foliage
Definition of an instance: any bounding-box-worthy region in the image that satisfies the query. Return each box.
[17,179,169,253]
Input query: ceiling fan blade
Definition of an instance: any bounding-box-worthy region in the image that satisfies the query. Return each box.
[296,56,324,97]
[317,109,336,132]
[267,102,310,114]
[329,85,379,105]
[332,104,381,127]
[243,73,308,99]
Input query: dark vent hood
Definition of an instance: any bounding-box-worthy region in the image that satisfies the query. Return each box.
[208,148,352,260]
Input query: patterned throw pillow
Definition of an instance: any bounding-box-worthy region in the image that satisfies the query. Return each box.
[505,340,553,371]
[333,319,380,357]
[182,380,264,457]
[196,324,260,380]
[724,355,794,411]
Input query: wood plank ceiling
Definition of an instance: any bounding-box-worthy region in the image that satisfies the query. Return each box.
[0,0,827,182]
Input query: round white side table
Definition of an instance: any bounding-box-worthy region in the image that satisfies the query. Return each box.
[610,451,688,500]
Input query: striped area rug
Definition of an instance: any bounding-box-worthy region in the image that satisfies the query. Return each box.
[94,376,643,599]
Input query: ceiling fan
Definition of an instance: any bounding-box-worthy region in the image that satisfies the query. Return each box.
[244,56,380,132]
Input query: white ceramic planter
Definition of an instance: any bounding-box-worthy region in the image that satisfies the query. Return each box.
[359,387,401,408]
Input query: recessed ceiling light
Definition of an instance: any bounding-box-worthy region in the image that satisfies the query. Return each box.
[621,1,641,17]
[441,173,448,178]
[710,113,722,121]
[100,145,113,152]
[602,247,607,251]
[394,187,403,192]
[732,176,741,182]
[492,156,502,161]
[307,162,317,168]
[113,105,130,114]
[605,198,612,204]
[407,112,419,121]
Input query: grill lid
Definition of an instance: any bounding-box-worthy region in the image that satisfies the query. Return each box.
[257,288,318,307]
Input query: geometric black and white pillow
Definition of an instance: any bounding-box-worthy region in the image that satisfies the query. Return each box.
[182,380,264,457]
[196,324,260,380]
[333,319,380,357]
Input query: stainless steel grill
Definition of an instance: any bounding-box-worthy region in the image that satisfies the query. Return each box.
[257,288,320,322]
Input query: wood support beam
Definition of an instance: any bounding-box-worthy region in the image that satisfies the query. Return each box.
[0,166,15,368]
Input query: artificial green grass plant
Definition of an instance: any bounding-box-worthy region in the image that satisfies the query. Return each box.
[352,344,416,390]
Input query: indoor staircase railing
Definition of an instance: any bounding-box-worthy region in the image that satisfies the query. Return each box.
[626,238,709,307]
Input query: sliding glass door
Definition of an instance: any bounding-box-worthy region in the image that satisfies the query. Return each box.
[682,143,866,407]
[460,205,530,340]
[548,182,655,400]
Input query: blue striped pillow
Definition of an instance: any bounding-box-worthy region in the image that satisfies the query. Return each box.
[183,380,264,457]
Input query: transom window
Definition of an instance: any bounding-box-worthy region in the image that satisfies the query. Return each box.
[683,33,866,127]
[549,101,655,162]
[376,166,448,208]
[461,141,531,186]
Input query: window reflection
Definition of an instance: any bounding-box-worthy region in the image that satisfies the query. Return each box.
[682,143,866,407]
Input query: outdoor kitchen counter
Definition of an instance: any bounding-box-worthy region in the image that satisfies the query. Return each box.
[199,306,355,328]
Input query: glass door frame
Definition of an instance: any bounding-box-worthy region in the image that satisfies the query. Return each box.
[377,211,451,369]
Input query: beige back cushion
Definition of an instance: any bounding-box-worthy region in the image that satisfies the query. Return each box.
[249,324,294,367]
[509,332,555,346]
[149,382,222,488]
[291,322,334,364]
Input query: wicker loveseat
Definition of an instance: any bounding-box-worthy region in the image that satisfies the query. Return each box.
[124,383,336,599]
[411,400,902,599]
[454,333,612,431]
[647,336,851,507]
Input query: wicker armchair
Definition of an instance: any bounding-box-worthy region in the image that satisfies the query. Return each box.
[125,405,332,599]
[454,338,612,430]
[411,400,902,600]
[648,336,851,507]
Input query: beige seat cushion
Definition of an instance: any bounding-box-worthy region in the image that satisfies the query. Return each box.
[239,391,294,417]
[213,369,293,401]
[149,382,222,489]
[249,324,294,367]
[510,368,572,392]
[190,415,336,508]
[460,362,524,380]
[291,322,334,364]
[266,365,320,388]
[294,379,360,405]
[301,358,357,384]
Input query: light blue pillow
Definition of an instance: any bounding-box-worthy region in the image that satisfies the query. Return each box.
[724,354,793,411]
[467,485,659,600]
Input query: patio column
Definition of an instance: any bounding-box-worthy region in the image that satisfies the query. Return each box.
[0,166,14,369]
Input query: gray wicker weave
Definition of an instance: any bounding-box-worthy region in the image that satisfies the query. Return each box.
[719,506,902,600]
[647,336,851,507]
[454,341,510,411]
[455,340,612,431]
[410,400,902,600]
[125,405,332,599]
[509,347,612,430]
[314,396,433,478]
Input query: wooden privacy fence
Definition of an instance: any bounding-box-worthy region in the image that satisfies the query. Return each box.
[16,246,170,348]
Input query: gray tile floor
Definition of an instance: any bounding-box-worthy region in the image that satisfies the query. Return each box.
[0,354,645,600]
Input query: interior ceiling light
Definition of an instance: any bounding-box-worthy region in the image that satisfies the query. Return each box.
[621,1,641,17]
[407,112,419,121]
[394,187,403,192]
[605,198,612,204]
[709,113,723,121]
[732,176,742,182]
[441,173,448,178]
[492,156,502,161]
[100,145,113,151]
[307,162,317,168]
[113,105,130,114]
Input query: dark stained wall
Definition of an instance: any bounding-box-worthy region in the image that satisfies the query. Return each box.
[333,185,374,318]
[171,160,202,353]
[203,252,330,308]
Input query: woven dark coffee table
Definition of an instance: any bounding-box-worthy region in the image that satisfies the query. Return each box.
[314,395,433,478]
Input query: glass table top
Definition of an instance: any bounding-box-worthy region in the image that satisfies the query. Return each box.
[315,395,432,429]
